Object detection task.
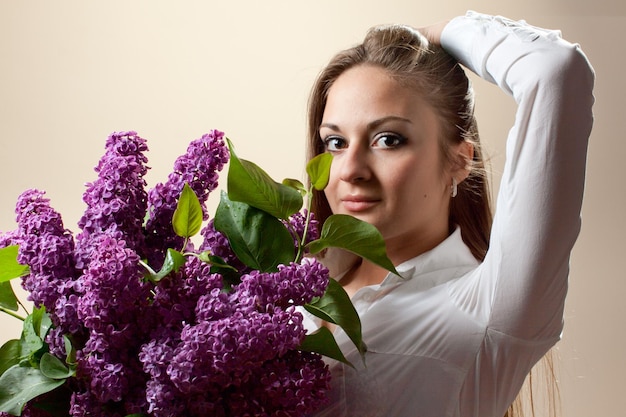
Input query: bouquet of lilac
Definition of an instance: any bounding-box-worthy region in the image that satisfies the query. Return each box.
[0,130,397,417]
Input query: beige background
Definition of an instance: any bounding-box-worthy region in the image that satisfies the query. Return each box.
[0,1,622,416]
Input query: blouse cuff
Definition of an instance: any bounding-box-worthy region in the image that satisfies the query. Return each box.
[440,11,564,91]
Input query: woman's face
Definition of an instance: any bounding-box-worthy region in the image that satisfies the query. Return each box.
[320,65,458,256]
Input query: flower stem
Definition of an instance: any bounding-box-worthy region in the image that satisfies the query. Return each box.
[17,298,29,315]
[295,186,315,263]
[0,306,26,321]
[181,237,189,253]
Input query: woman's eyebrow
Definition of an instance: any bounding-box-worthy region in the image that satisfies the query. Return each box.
[367,116,412,130]
[319,122,340,131]
[320,116,412,132]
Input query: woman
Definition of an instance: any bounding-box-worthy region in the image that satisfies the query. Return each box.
[302,11,594,417]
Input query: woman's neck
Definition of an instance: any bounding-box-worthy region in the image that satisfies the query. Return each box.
[340,258,388,298]
[339,227,450,298]
[384,225,449,266]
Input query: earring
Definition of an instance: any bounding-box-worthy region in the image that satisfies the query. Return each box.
[451,178,458,198]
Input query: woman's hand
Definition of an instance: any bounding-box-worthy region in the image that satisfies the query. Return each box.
[417,20,449,46]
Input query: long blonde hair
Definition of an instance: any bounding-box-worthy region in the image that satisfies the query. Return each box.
[306,23,559,417]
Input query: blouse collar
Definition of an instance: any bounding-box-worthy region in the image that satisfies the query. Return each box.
[386,227,479,291]
[322,227,479,292]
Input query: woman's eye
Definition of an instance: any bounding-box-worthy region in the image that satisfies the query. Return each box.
[373,133,407,149]
[323,136,347,152]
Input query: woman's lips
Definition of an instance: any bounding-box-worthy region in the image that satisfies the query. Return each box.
[341,196,379,212]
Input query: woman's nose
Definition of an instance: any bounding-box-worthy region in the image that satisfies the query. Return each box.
[338,145,371,183]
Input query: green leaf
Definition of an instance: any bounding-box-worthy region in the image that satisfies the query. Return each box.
[282,178,306,195]
[0,365,65,416]
[63,335,76,366]
[214,192,295,272]
[226,139,303,220]
[0,340,20,376]
[16,307,52,370]
[156,249,186,282]
[39,353,73,379]
[195,252,240,290]
[142,250,186,283]
[198,252,237,272]
[0,245,30,283]
[304,278,366,359]
[306,153,333,190]
[31,307,52,339]
[20,314,45,366]
[0,281,18,311]
[172,183,203,238]
[299,327,353,367]
[307,214,399,275]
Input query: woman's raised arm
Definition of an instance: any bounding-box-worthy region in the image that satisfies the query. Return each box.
[442,12,595,341]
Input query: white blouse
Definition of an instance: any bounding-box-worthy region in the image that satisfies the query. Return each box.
[304,11,595,417]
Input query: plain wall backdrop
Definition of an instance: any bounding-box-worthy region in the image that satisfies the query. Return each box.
[0,1,622,416]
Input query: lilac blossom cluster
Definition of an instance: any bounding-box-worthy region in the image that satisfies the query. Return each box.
[11,190,82,337]
[284,210,320,250]
[72,235,154,416]
[139,255,331,416]
[0,129,332,417]
[75,131,150,269]
[233,258,329,309]
[0,191,82,417]
[145,130,229,266]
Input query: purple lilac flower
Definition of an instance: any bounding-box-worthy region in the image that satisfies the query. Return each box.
[75,131,149,269]
[139,332,185,417]
[0,229,17,248]
[139,331,178,382]
[69,390,125,417]
[233,257,330,310]
[284,210,320,249]
[12,189,81,333]
[76,235,152,408]
[150,256,224,331]
[77,235,150,335]
[194,287,233,321]
[243,351,331,416]
[175,350,330,417]
[2,131,337,417]
[69,391,100,417]
[139,257,225,416]
[45,326,69,359]
[143,377,185,417]
[167,307,305,394]
[140,254,330,416]
[145,130,229,266]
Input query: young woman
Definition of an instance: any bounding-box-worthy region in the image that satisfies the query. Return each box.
[302,11,595,417]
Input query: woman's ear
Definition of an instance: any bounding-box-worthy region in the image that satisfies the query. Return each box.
[454,141,474,183]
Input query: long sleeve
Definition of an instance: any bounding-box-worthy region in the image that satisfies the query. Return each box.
[442,12,595,345]
[439,13,595,416]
